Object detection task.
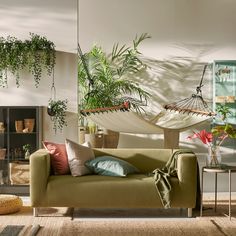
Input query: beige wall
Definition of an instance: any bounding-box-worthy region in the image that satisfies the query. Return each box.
[79,0,236,148]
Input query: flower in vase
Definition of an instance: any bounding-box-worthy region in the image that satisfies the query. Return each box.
[187,124,236,166]
[187,129,212,146]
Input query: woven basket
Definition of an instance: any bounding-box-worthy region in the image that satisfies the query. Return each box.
[9,162,30,185]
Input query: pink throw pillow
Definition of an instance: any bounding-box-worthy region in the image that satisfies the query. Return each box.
[43,141,70,175]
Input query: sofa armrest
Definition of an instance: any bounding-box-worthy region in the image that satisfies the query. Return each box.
[30,149,50,206]
[177,152,197,184]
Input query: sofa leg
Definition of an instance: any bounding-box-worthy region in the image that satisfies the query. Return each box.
[187,208,192,218]
[33,207,39,217]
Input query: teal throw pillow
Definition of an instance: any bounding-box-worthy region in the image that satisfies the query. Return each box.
[85,156,140,177]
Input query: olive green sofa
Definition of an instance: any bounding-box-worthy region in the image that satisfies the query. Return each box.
[30,148,198,217]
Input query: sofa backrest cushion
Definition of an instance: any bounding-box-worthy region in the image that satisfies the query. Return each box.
[85,155,140,177]
[93,149,172,174]
[65,139,95,176]
[42,141,70,175]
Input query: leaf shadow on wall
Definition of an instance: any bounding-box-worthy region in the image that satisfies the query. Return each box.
[127,43,217,117]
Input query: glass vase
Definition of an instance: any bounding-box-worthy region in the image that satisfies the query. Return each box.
[206,145,221,167]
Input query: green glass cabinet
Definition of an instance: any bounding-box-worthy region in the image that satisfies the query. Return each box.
[213,60,236,125]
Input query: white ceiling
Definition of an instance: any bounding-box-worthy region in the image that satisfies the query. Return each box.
[0,0,77,53]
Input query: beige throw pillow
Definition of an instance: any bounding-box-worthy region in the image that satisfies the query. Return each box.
[65,139,95,176]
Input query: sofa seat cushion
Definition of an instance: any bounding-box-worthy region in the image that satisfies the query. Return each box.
[45,174,193,208]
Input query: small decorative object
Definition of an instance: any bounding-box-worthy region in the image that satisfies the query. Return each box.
[24,119,35,133]
[79,127,86,144]
[15,120,23,133]
[207,144,221,167]
[22,144,31,160]
[0,170,3,185]
[0,148,6,159]
[22,128,29,133]
[0,122,4,133]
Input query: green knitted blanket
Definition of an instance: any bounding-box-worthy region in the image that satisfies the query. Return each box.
[153,149,194,208]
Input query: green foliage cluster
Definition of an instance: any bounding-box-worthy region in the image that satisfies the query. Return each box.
[211,104,236,145]
[0,33,56,87]
[48,99,68,133]
[22,144,31,152]
[78,33,151,113]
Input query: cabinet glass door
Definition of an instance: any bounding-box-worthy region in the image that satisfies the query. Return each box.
[0,107,8,185]
[9,108,37,161]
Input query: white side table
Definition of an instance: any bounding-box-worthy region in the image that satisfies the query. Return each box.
[200,165,236,220]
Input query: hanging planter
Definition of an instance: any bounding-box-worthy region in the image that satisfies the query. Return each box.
[48,99,68,133]
[0,33,55,87]
[47,70,68,133]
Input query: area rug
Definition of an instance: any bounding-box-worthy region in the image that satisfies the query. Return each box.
[0,224,40,236]
[72,208,191,219]
[59,218,236,236]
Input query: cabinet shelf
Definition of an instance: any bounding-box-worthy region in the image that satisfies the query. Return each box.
[9,132,37,135]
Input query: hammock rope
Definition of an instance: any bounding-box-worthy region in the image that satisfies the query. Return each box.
[163,65,215,117]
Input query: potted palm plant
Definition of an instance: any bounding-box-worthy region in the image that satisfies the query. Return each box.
[78,33,151,112]
[78,33,151,147]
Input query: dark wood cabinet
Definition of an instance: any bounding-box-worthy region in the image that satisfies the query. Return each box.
[0,106,42,195]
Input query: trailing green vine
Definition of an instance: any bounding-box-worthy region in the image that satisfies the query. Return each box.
[0,33,55,88]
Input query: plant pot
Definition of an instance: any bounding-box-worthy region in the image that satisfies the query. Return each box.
[85,133,103,148]
[47,105,56,116]
[103,129,119,148]
[0,122,4,133]
[0,149,6,160]
[15,120,23,133]
[24,119,35,133]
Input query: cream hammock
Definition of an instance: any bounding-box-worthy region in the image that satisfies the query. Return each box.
[82,105,210,149]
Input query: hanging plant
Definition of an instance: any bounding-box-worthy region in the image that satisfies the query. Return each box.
[27,33,56,87]
[0,33,56,88]
[48,99,68,133]
[0,37,8,87]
